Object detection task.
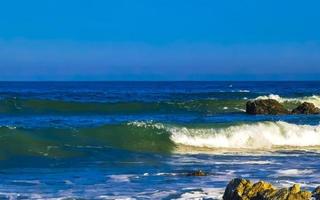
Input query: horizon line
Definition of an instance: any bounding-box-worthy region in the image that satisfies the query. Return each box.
[0,80,320,82]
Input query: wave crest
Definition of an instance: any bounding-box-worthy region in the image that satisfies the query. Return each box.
[168,121,320,149]
[128,121,320,149]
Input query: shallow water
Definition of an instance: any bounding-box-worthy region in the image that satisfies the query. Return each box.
[0,81,319,199]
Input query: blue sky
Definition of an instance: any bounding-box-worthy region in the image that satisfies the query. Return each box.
[1,0,320,80]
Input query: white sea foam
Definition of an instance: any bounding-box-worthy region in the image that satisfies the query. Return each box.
[108,174,137,182]
[175,188,224,200]
[229,89,250,93]
[11,180,41,185]
[277,180,320,189]
[98,195,136,200]
[0,125,16,130]
[127,121,165,129]
[235,107,246,112]
[255,94,320,107]
[275,169,314,177]
[156,172,178,176]
[239,90,250,93]
[148,190,177,199]
[169,121,320,149]
[213,160,274,165]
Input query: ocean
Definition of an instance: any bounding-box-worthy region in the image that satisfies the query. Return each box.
[0,81,319,199]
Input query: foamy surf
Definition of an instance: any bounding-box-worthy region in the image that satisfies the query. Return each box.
[274,169,314,177]
[169,121,320,149]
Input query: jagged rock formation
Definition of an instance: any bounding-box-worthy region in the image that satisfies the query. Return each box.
[246,99,290,115]
[186,170,208,176]
[223,178,312,200]
[246,100,320,115]
[291,102,320,114]
[313,186,320,200]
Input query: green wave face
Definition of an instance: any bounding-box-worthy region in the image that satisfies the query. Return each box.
[0,124,175,160]
[0,98,247,114]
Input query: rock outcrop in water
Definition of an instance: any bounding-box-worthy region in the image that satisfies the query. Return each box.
[246,100,320,115]
[186,170,208,176]
[223,178,312,200]
[291,102,320,114]
[313,186,320,200]
[246,99,290,115]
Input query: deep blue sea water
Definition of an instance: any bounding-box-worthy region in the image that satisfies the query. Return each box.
[0,81,320,199]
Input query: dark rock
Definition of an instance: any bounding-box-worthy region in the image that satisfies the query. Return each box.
[223,178,311,200]
[291,102,320,114]
[312,186,320,200]
[246,99,290,115]
[186,170,208,176]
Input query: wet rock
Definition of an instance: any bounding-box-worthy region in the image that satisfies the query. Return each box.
[186,170,208,176]
[223,178,274,200]
[223,178,251,199]
[246,181,275,199]
[312,186,320,200]
[264,184,311,200]
[246,99,290,115]
[223,178,311,200]
[291,102,320,114]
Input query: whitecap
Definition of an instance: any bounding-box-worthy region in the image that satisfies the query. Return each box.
[169,121,320,149]
[175,188,224,200]
[108,174,136,183]
[275,169,314,177]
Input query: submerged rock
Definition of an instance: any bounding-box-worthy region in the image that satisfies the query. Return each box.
[246,99,290,115]
[291,102,320,114]
[223,178,311,200]
[312,186,320,200]
[186,170,208,176]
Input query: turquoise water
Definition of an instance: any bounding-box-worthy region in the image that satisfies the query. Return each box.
[0,81,320,199]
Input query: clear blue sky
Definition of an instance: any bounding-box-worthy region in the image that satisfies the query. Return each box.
[1,0,320,80]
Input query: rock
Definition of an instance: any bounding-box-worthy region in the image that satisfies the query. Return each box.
[223,178,252,199]
[186,170,207,176]
[223,178,275,200]
[223,178,311,200]
[291,102,320,114]
[246,181,275,199]
[312,186,320,200]
[265,184,311,200]
[246,99,290,115]
[284,184,311,200]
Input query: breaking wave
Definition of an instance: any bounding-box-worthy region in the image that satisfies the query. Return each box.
[167,121,320,149]
[1,121,320,160]
[129,121,320,149]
